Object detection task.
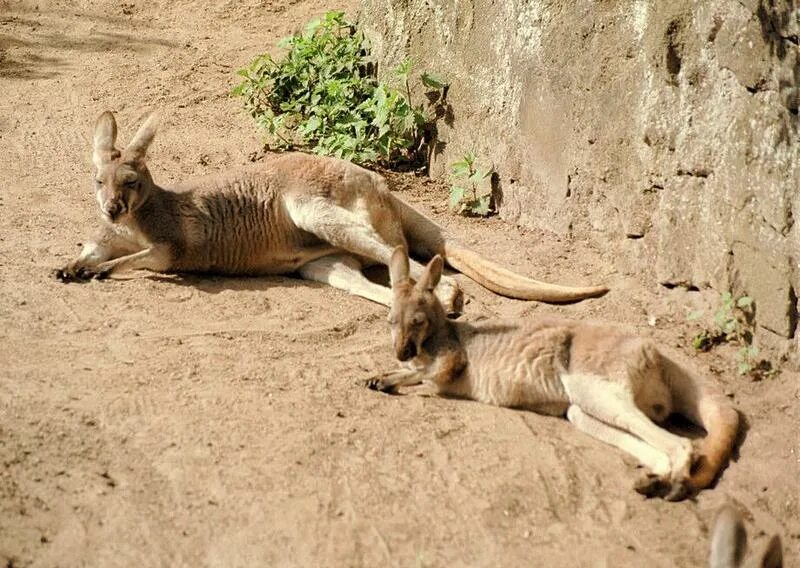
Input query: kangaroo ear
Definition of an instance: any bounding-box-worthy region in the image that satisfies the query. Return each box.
[124,110,160,162]
[757,535,783,568]
[92,111,118,169]
[710,505,747,568]
[389,246,410,287]
[417,255,443,291]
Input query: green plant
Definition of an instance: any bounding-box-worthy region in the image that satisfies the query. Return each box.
[448,152,494,216]
[232,11,446,166]
[688,292,775,378]
[688,292,753,351]
[736,345,759,376]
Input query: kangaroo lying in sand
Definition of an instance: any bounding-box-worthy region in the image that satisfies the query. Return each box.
[54,111,608,312]
[366,247,740,500]
[710,504,783,567]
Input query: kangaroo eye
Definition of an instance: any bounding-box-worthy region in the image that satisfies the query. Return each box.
[411,313,426,325]
[95,179,104,186]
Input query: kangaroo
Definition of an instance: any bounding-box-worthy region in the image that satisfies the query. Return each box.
[54,111,608,312]
[366,247,740,500]
[709,504,783,567]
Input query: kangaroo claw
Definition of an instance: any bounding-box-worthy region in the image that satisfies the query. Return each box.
[364,377,397,394]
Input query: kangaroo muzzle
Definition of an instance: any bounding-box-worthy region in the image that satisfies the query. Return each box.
[103,199,127,221]
[396,340,417,362]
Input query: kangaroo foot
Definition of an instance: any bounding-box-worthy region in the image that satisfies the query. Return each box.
[364,376,399,394]
[634,472,690,502]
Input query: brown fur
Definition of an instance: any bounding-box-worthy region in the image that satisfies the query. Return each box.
[368,248,741,501]
[55,111,609,311]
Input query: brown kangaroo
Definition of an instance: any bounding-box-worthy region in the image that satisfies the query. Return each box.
[54,111,608,312]
[367,247,740,500]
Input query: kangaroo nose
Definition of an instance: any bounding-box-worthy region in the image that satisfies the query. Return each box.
[104,201,125,220]
[397,342,417,362]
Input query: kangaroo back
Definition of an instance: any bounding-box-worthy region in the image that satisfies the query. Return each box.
[388,193,608,303]
[661,352,740,492]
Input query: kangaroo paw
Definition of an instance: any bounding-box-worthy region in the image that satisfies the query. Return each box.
[665,481,690,502]
[92,267,112,280]
[54,264,94,282]
[634,472,672,499]
[364,377,398,394]
[53,268,72,282]
[634,472,692,502]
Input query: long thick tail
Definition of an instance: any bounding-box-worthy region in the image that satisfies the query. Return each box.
[390,194,609,303]
[662,353,740,492]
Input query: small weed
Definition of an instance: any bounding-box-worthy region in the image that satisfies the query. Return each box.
[449,152,494,216]
[688,292,776,378]
[232,11,446,166]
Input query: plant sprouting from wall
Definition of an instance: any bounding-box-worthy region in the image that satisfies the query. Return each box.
[688,292,776,379]
[448,152,494,217]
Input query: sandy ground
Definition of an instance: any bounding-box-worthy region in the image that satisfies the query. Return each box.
[1,1,799,566]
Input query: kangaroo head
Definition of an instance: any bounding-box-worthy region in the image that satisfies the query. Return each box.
[91,111,159,222]
[387,247,448,361]
[710,505,783,568]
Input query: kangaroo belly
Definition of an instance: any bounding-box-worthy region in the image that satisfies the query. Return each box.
[462,326,571,416]
[170,185,335,275]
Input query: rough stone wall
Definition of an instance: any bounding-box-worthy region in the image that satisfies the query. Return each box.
[360,0,800,351]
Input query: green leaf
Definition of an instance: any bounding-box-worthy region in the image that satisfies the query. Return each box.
[450,160,471,177]
[686,310,704,321]
[473,195,491,216]
[420,72,448,90]
[692,332,711,351]
[394,59,412,82]
[300,115,321,136]
[449,186,466,210]
[736,296,753,308]
[304,17,323,37]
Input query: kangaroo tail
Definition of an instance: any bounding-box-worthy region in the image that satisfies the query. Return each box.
[390,194,609,303]
[662,353,740,492]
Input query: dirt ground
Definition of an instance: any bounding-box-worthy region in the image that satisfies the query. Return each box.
[1,0,798,566]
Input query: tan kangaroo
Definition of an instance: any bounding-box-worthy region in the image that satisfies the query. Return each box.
[709,504,783,568]
[54,111,608,312]
[367,247,740,500]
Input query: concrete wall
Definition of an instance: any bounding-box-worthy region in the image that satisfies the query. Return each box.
[360,0,800,352]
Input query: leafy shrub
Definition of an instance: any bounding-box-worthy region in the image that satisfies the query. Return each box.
[448,152,494,216]
[688,292,775,378]
[232,11,446,166]
[688,292,753,351]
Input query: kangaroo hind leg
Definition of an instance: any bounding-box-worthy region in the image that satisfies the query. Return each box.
[287,197,462,312]
[561,373,694,501]
[298,254,393,307]
[566,405,671,476]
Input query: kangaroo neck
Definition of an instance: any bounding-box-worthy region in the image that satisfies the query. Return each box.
[425,320,464,359]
